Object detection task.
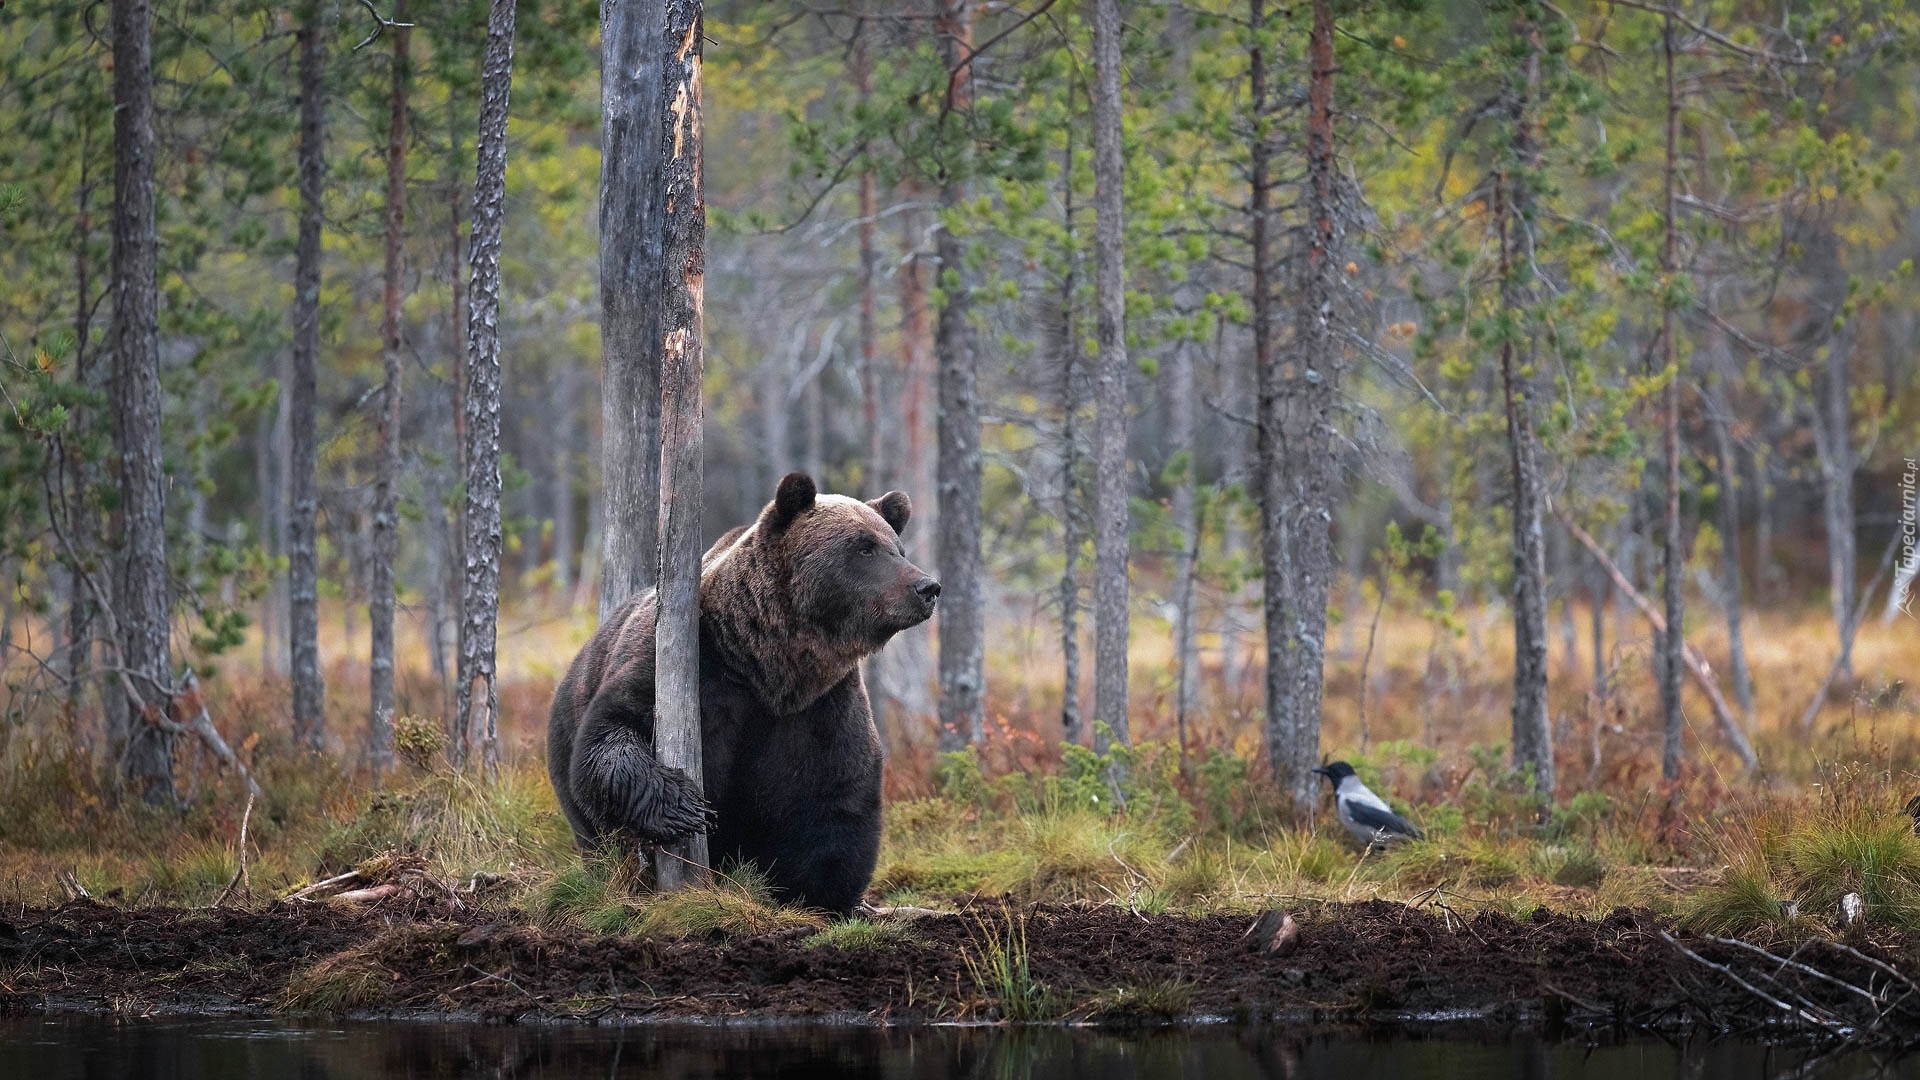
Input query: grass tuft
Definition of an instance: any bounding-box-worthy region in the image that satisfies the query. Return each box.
[282,949,391,1012]
[961,910,1059,1021]
[802,917,920,951]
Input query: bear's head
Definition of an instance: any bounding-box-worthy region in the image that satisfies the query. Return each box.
[709,472,940,653]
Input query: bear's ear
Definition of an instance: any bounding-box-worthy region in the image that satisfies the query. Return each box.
[764,472,817,533]
[868,491,912,537]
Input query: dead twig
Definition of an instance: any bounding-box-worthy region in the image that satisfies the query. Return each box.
[212,791,255,908]
[1661,931,1853,1036]
[351,0,414,51]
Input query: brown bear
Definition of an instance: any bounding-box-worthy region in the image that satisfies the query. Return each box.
[546,473,939,914]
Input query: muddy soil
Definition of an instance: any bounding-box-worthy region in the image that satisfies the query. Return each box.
[2,899,1914,1040]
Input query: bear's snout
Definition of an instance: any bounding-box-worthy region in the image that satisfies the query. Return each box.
[914,577,941,606]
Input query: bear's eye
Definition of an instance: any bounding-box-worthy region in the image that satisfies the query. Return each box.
[859,540,878,557]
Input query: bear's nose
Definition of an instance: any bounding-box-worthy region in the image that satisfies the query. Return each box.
[915,578,941,603]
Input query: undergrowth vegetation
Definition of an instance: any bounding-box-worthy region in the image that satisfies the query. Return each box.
[0,607,1916,950]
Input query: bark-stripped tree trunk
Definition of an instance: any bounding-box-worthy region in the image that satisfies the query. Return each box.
[368,0,410,781]
[1499,15,1552,801]
[1657,11,1685,782]
[109,0,175,800]
[935,0,985,753]
[289,10,328,755]
[1090,0,1130,754]
[455,0,517,771]
[598,0,666,622]
[653,0,710,891]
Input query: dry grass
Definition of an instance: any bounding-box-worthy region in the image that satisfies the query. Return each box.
[0,595,1913,939]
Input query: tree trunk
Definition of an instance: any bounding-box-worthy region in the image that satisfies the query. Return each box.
[447,93,469,727]
[890,214,937,729]
[1705,371,1756,721]
[1500,21,1552,801]
[369,0,411,782]
[597,0,666,623]
[455,0,517,771]
[934,0,984,753]
[652,0,710,891]
[1167,330,1199,762]
[1090,0,1130,753]
[1814,330,1857,686]
[66,128,99,716]
[109,0,175,801]
[289,10,328,754]
[1056,114,1084,747]
[1258,0,1339,818]
[552,365,577,597]
[1656,12,1686,783]
[854,15,889,750]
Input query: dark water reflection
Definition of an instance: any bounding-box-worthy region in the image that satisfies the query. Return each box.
[1,1016,1914,1079]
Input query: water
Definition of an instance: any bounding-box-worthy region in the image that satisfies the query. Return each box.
[0,1015,1912,1079]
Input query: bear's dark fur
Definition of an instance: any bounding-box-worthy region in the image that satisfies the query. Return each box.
[546,473,939,914]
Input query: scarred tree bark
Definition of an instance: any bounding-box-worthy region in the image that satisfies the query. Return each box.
[1090,0,1130,754]
[109,0,174,800]
[455,0,517,771]
[369,0,411,781]
[935,0,985,753]
[289,9,328,754]
[598,0,666,622]
[653,0,711,891]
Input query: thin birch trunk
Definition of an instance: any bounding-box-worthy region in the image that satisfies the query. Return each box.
[455,0,517,771]
[369,0,411,781]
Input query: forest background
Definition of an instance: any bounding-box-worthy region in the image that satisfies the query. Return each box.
[2,0,1920,926]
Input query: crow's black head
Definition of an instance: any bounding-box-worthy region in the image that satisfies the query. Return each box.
[1313,761,1357,785]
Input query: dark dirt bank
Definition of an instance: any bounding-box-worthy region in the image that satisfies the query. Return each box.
[2,899,1915,1042]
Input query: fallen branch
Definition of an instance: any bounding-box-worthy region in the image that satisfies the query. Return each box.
[1554,504,1758,771]
[287,870,365,902]
[1661,931,1851,1035]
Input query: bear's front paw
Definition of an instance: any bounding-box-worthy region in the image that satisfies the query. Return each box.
[629,766,714,844]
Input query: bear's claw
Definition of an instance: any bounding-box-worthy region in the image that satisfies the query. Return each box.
[628,765,713,844]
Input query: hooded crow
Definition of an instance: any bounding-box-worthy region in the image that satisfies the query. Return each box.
[1313,761,1423,845]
